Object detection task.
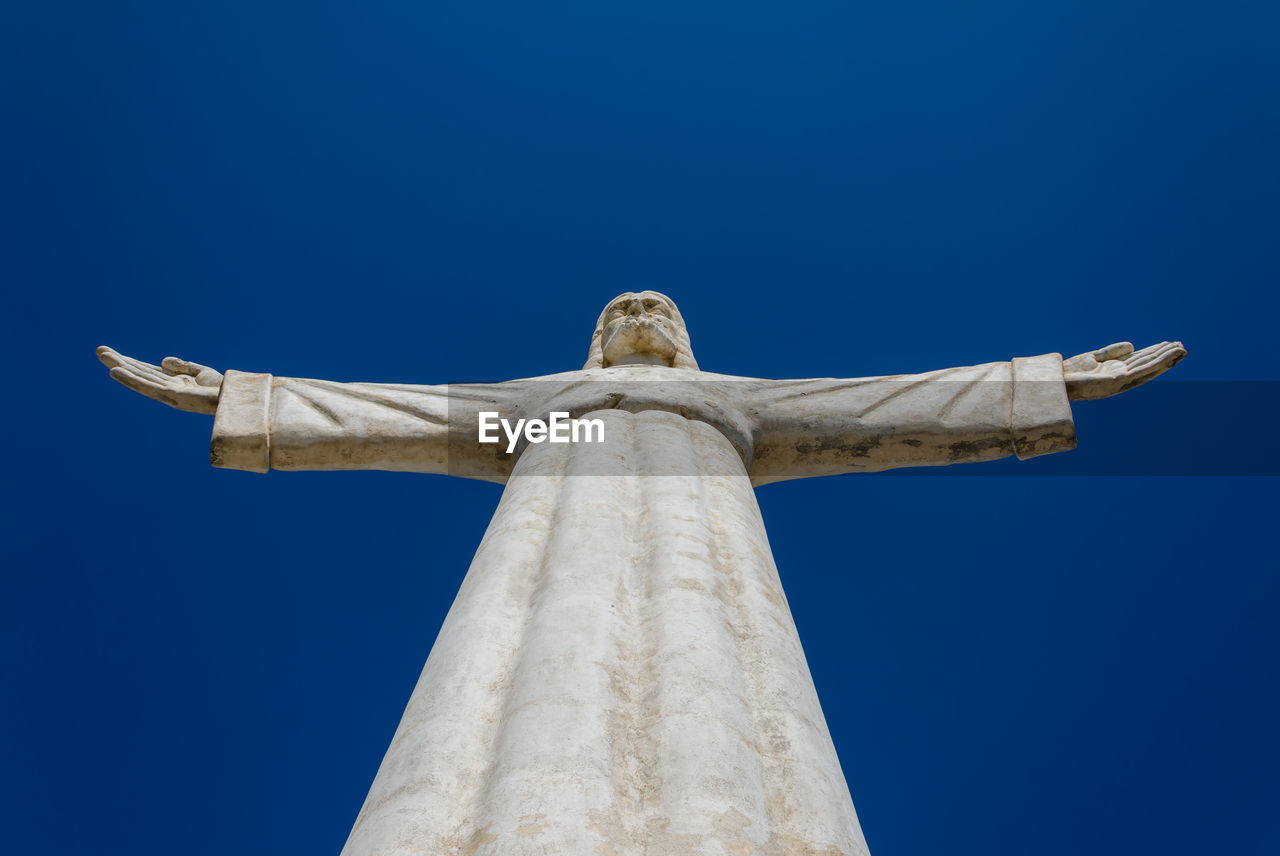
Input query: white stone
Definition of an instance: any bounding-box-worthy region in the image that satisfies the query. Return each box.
[96,291,1186,855]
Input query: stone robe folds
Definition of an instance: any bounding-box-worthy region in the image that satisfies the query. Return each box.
[210,356,1075,856]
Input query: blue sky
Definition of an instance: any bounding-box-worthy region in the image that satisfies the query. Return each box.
[5,2,1278,853]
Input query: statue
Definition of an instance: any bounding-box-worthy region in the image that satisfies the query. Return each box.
[98,292,1185,855]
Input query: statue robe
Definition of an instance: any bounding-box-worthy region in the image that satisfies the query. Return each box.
[210,356,1075,856]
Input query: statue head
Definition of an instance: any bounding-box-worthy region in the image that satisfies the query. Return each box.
[584,291,699,370]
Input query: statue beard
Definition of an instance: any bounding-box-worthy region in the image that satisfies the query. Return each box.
[601,317,680,366]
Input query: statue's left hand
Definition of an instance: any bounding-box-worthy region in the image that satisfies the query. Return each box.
[1063,341,1186,401]
[97,346,223,414]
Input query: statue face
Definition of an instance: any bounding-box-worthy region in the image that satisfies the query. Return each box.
[600,292,682,367]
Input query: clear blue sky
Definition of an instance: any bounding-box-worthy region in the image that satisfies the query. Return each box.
[5,2,1278,854]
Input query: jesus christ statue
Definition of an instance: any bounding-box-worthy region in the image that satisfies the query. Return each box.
[99,292,1184,855]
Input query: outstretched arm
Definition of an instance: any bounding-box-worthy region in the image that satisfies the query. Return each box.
[747,341,1186,484]
[98,347,518,480]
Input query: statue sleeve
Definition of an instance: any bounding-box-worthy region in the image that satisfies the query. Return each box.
[747,353,1076,483]
[209,371,516,480]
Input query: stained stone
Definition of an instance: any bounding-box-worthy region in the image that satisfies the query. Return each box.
[98,291,1185,855]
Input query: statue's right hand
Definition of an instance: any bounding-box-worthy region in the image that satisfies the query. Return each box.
[97,346,223,414]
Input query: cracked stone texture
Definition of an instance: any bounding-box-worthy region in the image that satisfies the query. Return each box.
[205,355,1075,856]
[341,410,870,856]
[200,292,1077,855]
[102,293,1202,855]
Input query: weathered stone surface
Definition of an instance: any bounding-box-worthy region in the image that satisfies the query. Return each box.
[344,412,870,854]
[96,291,1186,855]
